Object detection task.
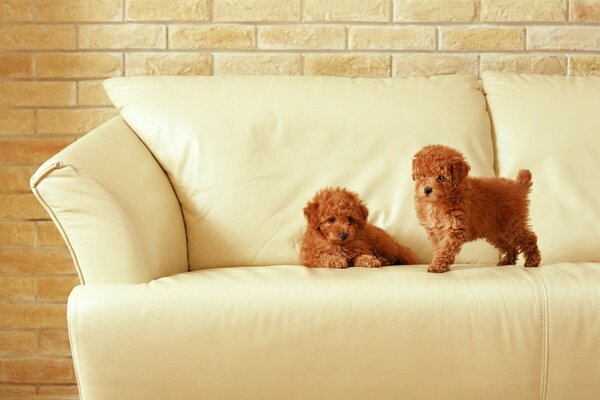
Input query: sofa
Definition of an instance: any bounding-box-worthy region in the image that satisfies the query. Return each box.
[30,72,600,400]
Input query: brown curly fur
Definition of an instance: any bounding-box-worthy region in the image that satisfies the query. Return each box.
[300,187,417,268]
[412,145,541,273]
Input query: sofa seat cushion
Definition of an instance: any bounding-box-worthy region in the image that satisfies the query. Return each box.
[482,72,600,264]
[104,75,497,269]
[68,263,600,399]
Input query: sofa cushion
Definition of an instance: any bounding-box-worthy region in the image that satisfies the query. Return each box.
[482,72,600,264]
[104,75,496,269]
[68,263,600,399]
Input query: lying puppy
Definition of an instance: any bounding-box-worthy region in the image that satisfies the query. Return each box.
[300,187,416,268]
[412,145,541,273]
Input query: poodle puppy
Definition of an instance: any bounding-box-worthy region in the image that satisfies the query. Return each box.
[300,187,416,268]
[412,145,541,273]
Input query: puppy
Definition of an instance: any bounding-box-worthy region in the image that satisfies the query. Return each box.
[412,145,541,273]
[300,187,416,268]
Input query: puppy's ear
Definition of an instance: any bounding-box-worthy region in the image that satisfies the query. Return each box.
[303,201,320,230]
[450,157,470,183]
[359,203,369,220]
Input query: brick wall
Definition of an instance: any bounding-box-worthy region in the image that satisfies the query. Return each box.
[1,0,599,398]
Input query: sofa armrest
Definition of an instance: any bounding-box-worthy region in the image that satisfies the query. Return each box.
[30,116,188,284]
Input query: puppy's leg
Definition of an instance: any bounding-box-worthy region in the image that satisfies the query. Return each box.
[429,232,465,273]
[315,254,348,269]
[497,247,517,266]
[354,254,381,268]
[493,240,517,266]
[517,229,541,268]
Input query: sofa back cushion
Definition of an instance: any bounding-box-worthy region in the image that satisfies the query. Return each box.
[483,72,600,264]
[105,75,496,269]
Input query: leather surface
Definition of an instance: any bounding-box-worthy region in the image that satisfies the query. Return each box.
[68,263,600,400]
[104,75,498,268]
[482,72,600,264]
[31,117,188,284]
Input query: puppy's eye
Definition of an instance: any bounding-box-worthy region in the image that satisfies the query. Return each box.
[436,175,445,182]
[422,175,426,178]
[327,217,336,223]
[348,217,356,225]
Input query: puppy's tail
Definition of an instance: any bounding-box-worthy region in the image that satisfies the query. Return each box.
[516,169,533,191]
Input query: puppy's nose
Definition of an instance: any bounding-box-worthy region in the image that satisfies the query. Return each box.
[424,187,433,196]
[339,233,348,241]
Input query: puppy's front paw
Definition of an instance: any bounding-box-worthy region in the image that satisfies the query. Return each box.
[322,255,348,269]
[427,264,450,273]
[354,255,381,268]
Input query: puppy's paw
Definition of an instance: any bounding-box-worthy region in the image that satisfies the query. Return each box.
[354,255,381,268]
[427,264,450,273]
[322,255,348,269]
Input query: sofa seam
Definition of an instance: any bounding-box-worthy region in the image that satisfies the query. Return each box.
[67,291,85,400]
[532,270,550,400]
[30,163,86,285]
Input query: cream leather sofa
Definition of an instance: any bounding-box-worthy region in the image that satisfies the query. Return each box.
[31,73,600,400]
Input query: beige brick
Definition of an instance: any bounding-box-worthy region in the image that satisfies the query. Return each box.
[36,53,122,79]
[0,194,47,219]
[528,26,600,50]
[215,53,301,75]
[0,25,76,50]
[395,0,477,22]
[0,384,37,399]
[125,53,212,76]
[570,0,600,22]
[481,0,566,22]
[127,0,209,21]
[36,276,79,302]
[0,110,34,134]
[0,331,35,357]
[0,304,67,329]
[440,26,525,51]
[37,108,118,135]
[37,384,79,398]
[169,24,255,49]
[0,0,32,21]
[0,276,35,301]
[37,0,122,21]
[0,248,74,275]
[305,54,390,77]
[0,358,75,383]
[38,330,72,356]
[349,25,435,50]
[0,166,37,192]
[0,53,32,78]
[37,221,66,247]
[0,222,34,246]
[481,54,566,75]
[0,82,75,107]
[79,24,166,50]
[78,81,112,106]
[0,138,74,164]
[214,0,300,21]
[570,55,600,76]
[304,0,389,21]
[259,25,345,50]
[392,54,478,77]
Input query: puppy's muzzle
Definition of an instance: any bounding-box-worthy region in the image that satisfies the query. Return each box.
[424,187,433,196]
[339,232,348,241]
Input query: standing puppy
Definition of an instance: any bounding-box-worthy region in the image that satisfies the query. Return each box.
[412,145,541,273]
[301,187,416,268]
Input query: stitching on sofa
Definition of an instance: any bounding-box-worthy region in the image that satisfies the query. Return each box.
[531,270,550,400]
[30,163,86,285]
[67,290,85,400]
